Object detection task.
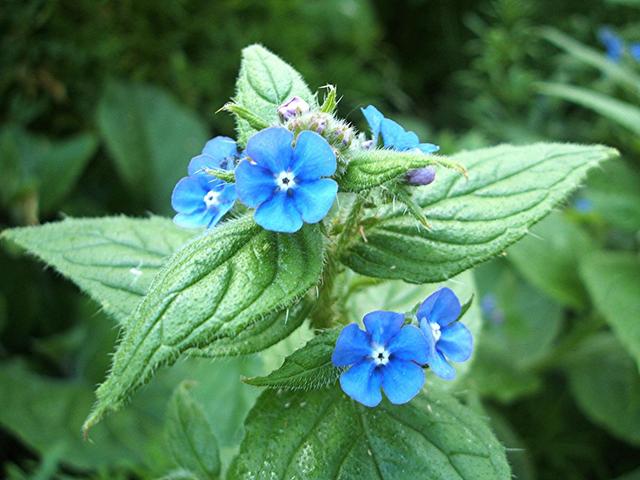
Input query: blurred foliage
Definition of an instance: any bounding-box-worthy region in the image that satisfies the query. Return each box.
[1,0,640,478]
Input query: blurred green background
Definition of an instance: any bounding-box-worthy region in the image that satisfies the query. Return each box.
[1,0,639,479]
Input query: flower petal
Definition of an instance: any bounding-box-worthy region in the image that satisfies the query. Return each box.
[386,325,429,365]
[416,287,461,327]
[427,350,457,381]
[171,176,207,214]
[381,359,425,404]
[291,130,336,180]
[361,105,384,143]
[363,311,404,347]
[438,322,473,363]
[380,118,419,151]
[202,136,238,160]
[235,160,277,208]
[254,191,303,233]
[245,127,293,173]
[339,360,382,407]
[173,208,211,229]
[292,179,338,223]
[417,143,440,154]
[332,323,371,367]
[205,184,237,228]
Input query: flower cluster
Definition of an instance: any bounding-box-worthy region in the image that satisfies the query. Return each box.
[332,288,473,407]
[599,27,640,63]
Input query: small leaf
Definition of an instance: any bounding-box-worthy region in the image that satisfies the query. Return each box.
[233,44,315,145]
[508,213,593,308]
[228,387,511,479]
[580,252,640,369]
[165,382,220,480]
[1,216,195,324]
[244,328,340,390]
[565,333,640,446]
[97,81,208,213]
[339,149,464,193]
[83,216,324,433]
[220,103,270,132]
[341,143,617,283]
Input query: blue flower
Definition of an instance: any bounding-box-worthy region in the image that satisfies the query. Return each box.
[332,311,429,407]
[599,28,624,62]
[631,43,640,62]
[171,136,239,229]
[417,288,473,380]
[361,105,439,154]
[235,127,338,233]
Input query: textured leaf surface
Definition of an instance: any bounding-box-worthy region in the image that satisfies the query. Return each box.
[97,81,208,213]
[83,216,324,432]
[165,382,220,480]
[339,149,456,192]
[580,252,640,368]
[508,213,592,308]
[565,334,640,446]
[233,44,315,145]
[341,143,616,283]
[1,216,194,323]
[228,387,511,479]
[244,328,340,390]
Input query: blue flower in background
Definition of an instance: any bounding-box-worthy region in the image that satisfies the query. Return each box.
[418,288,473,380]
[235,127,338,233]
[573,197,593,214]
[171,136,238,229]
[332,311,429,407]
[631,43,640,61]
[599,28,624,62]
[361,105,439,154]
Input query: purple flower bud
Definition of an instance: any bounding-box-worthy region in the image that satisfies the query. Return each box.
[277,96,310,121]
[362,139,375,150]
[406,167,436,186]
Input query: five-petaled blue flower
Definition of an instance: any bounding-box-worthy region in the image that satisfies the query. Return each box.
[235,127,338,233]
[171,136,239,229]
[362,105,439,154]
[599,28,624,62]
[332,311,429,407]
[418,288,473,380]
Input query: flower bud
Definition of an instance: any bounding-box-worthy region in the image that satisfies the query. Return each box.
[277,96,310,121]
[406,167,436,186]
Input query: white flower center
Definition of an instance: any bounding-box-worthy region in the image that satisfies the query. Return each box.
[276,171,296,191]
[371,345,390,366]
[430,322,442,342]
[203,190,221,208]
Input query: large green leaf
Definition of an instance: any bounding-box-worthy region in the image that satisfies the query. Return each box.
[508,213,593,308]
[83,216,324,433]
[565,333,640,446]
[341,143,616,283]
[165,382,221,480]
[233,44,315,145]
[228,387,511,479]
[1,216,194,323]
[97,81,208,213]
[580,252,640,369]
[538,83,640,136]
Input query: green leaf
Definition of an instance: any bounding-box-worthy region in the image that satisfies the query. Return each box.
[244,328,340,390]
[228,387,511,479]
[165,382,221,480]
[538,82,640,136]
[1,216,194,324]
[0,126,97,214]
[565,333,640,446]
[580,252,640,368]
[83,216,324,433]
[508,213,593,308]
[97,81,208,213]
[233,44,315,145]
[341,143,616,283]
[468,260,563,403]
[541,28,640,98]
[339,149,464,193]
